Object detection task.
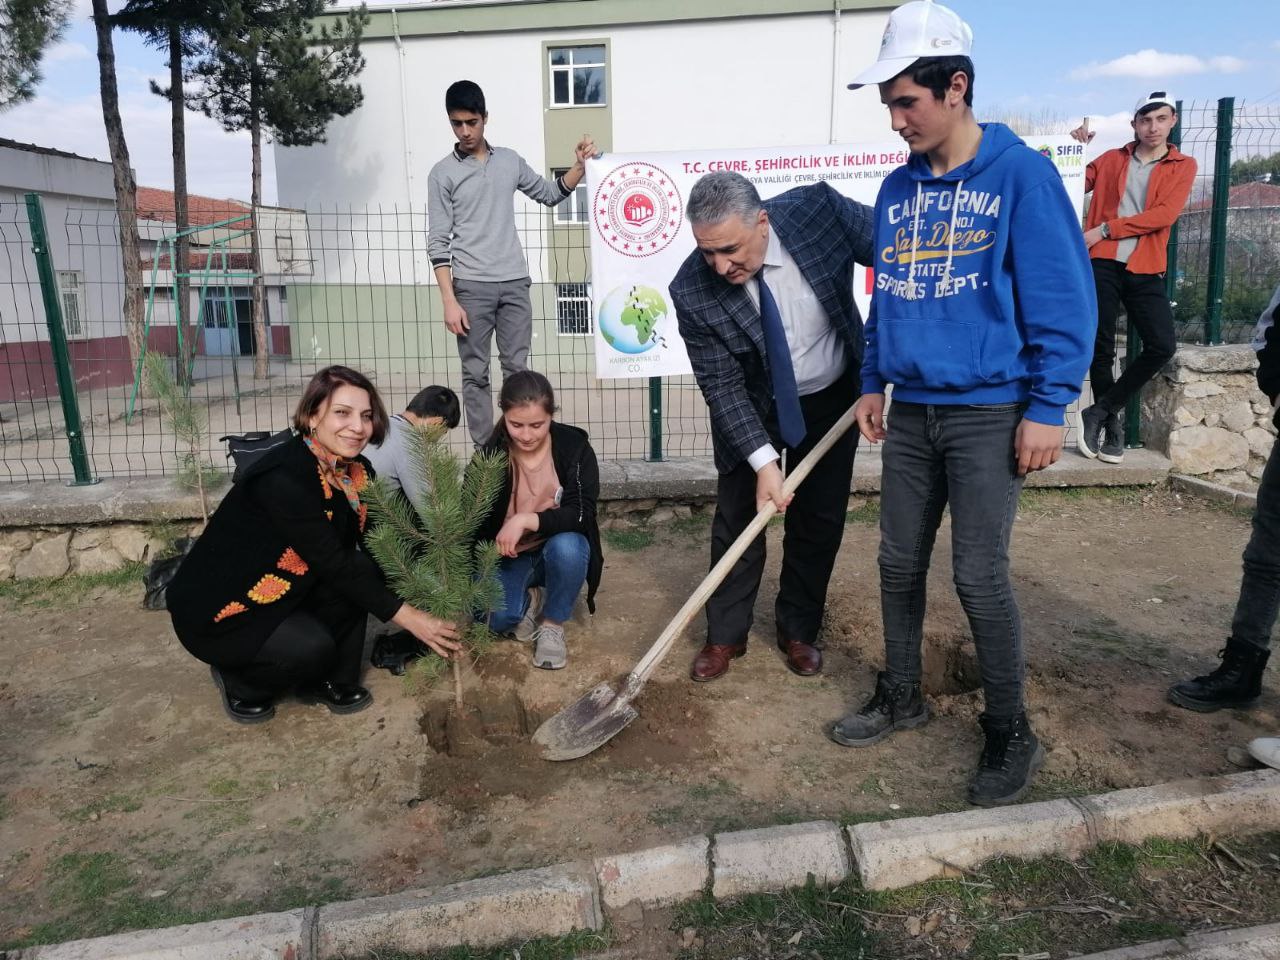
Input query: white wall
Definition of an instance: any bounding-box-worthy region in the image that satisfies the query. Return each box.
[273,7,893,288]
[0,146,124,345]
[275,9,892,206]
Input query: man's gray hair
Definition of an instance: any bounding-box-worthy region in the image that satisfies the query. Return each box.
[686,171,763,227]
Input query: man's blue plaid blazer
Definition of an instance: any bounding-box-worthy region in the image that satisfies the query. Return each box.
[669,182,875,474]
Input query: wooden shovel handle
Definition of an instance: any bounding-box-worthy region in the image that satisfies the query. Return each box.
[626,404,860,691]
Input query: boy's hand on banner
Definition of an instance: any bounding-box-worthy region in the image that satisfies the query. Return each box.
[575,135,597,166]
[1015,419,1064,476]
[1070,119,1095,144]
[854,393,888,443]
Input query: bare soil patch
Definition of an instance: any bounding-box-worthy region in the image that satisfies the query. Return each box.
[1,488,1276,948]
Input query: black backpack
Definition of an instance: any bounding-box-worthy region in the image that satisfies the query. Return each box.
[218,428,295,483]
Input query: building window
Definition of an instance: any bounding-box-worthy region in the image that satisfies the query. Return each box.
[549,45,606,107]
[556,282,592,336]
[56,270,85,338]
[551,167,588,225]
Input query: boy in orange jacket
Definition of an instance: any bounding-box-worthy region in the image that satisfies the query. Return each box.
[1073,91,1197,463]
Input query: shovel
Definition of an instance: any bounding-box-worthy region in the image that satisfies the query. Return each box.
[533,404,860,761]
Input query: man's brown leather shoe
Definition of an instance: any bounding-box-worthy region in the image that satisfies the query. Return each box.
[782,639,822,677]
[691,644,745,682]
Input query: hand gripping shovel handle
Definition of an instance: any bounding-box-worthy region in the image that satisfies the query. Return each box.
[625,404,860,693]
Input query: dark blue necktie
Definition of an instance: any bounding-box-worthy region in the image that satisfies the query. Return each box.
[757,269,806,448]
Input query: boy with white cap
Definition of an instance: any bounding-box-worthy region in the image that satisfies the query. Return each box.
[1071,93,1196,464]
[833,0,1095,806]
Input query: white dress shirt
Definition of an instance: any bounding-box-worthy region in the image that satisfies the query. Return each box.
[745,228,847,471]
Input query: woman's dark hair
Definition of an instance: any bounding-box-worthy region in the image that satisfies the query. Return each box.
[488,370,557,451]
[445,80,486,116]
[293,365,390,446]
[895,55,975,107]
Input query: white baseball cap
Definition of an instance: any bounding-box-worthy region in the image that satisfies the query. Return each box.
[847,0,974,90]
[1133,90,1177,115]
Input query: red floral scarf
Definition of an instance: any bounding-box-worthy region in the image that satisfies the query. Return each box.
[303,435,369,531]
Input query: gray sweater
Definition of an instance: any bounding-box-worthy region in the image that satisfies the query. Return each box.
[364,415,428,508]
[427,143,570,283]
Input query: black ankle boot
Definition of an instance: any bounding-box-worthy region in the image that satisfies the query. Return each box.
[967,712,1044,807]
[210,666,275,725]
[298,680,372,715]
[1168,640,1270,713]
[829,671,929,747]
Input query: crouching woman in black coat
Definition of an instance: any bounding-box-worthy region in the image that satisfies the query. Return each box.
[166,365,461,724]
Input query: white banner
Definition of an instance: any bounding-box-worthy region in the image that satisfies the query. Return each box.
[588,136,1086,379]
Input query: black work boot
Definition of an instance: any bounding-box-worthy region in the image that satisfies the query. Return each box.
[1098,411,1125,464]
[829,671,929,747]
[1168,640,1271,712]
[1076,404,1107,459]
[967,712,1044,807]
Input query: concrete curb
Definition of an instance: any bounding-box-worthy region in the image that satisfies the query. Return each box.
[8,771,1278,959]
[1074,921,1280,959]
[1170,473,1258,512]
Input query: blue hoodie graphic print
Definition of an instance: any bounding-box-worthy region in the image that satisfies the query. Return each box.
[860,123,1097,427]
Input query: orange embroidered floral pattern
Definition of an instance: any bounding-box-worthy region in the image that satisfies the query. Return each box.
[213,601,247,623]
[317,463,333,499]
[277,547,309,576]
[357,503,368,533]
[348,460,368,493]
[325,510,333,521]
[247,573,291,604]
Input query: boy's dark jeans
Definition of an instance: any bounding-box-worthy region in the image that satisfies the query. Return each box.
[1232,434,1280,652]
[879,401,1027,718]
[1089,259,1177,414]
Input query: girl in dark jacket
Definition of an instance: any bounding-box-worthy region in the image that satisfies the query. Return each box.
[167,366,461,724]
[475,370,602,670]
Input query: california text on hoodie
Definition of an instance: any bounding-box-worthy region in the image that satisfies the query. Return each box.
[860,122,1097,427]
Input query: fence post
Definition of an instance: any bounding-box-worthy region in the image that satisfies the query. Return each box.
[1204,96,1235,345]
[24,193,96,486]
[647,376,663,461]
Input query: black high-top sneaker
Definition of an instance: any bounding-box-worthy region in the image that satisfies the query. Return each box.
[967,712,1044,807]
[1098,411,1125,464]
[1168,639,1271,712]
[829,671,929,747]
[1076,404,1107,459]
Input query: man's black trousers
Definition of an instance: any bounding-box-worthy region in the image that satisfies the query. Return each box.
[705,368,859,649]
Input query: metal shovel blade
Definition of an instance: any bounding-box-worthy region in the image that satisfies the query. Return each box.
[532,680,640,761]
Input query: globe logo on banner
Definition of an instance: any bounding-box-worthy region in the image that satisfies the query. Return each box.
[593,163,682,258]
[597,284,669,355]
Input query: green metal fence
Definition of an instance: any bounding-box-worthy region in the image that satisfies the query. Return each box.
[1170,98,1280,345]
[7,99,1280,486]
[0,195,714,483]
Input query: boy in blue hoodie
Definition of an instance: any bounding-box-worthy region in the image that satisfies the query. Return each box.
[833,0,1096,806]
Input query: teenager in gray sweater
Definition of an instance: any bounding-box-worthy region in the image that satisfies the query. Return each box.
[427,80,595,446]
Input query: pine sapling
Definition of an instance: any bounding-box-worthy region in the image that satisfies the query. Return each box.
[144,352,221,521]
[364,421,506,711]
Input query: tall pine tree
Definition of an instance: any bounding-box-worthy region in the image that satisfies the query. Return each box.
[183,0,368,379]
[112,0,210,389]
[0,0,71,110]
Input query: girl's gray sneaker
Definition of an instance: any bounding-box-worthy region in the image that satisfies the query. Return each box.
[532,623,567,670]
[514,586,544,643]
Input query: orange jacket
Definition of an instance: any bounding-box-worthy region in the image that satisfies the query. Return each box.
[1083,142,1197,275]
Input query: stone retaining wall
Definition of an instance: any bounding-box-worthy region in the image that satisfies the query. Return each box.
[1142,344,1275,489]
[0,523,196,581]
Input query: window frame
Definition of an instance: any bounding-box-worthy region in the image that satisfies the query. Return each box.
[555,281,593,337]
[549,166,589,227]
[548,44,607,109]
[55,270,87,340]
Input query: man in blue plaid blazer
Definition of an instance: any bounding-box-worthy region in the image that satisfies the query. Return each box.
[670,172,874,682]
